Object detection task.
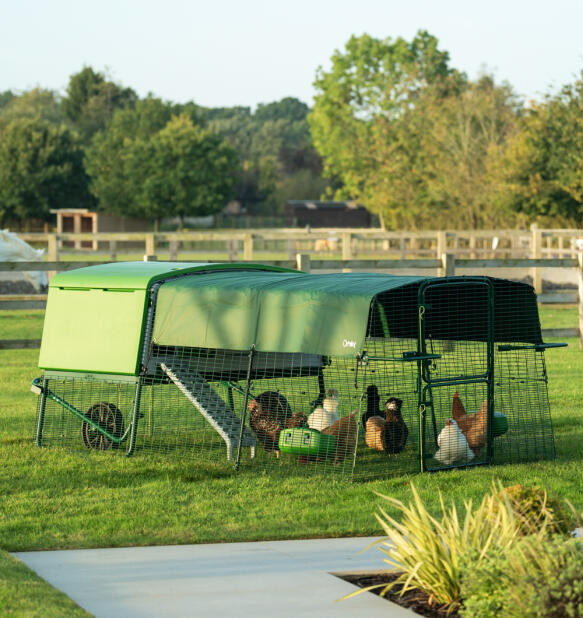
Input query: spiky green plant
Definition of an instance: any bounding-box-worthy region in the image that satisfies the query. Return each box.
[344,483,544,611]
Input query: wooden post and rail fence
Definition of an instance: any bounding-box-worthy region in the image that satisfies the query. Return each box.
[1,249,582,349]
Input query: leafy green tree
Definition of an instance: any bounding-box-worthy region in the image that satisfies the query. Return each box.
[207,98,327,214]
[0,91,14,109]
[62,66,137,140]
[85,97,194,218]
[0,89,64,132]
[86,103,239,228]
[420,75,522,228]
[0,118,91,226]
[309,30,458,228]
[136,114,239,228]
[501,72,583,226]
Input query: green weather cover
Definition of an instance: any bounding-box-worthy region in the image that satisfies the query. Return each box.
[152,271,423,356]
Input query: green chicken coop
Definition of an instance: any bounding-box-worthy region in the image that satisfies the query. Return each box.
[32,261,564,480]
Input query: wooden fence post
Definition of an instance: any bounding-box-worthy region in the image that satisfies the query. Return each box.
[436,230,446,260]
[342,232,353,260]
[441,253,456,277]
[169,239,178,261]
[109,240,117,262]
[243,234,254,261]
[577,253,583,349]
[530,223,542,294]
[145,234,156,258]
[296,253,311,273]
[47,233,59,282]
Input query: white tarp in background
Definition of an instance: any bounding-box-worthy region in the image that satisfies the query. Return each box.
[0,230,47,291]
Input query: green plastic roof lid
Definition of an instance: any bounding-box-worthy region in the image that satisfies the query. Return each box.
[152,271,425,356]
[49,261,295,290]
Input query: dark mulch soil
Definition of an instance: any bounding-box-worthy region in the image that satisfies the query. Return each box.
[338,572,460,617]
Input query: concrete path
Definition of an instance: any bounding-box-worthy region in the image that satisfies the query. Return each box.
[14,537,413,617]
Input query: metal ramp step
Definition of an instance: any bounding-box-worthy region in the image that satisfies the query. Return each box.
[160,363,256,461]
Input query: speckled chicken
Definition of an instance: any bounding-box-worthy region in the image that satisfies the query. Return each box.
[248,391,306,458]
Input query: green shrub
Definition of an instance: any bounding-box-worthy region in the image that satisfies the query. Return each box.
[501,484,574,536]
[505,536,583,617]
[459,547,510,618]
[461,536,583,618]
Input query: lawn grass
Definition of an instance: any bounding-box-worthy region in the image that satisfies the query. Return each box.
[0,305,581,614]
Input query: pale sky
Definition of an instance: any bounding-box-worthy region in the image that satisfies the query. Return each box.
[1,0,582,109]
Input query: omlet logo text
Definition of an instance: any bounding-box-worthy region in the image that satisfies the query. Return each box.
[342,339,356,348]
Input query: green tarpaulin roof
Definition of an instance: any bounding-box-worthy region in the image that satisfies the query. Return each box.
[152,271,425,356]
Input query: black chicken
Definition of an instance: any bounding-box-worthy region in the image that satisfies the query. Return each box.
[383,397,408,454]
[361,384,381,429]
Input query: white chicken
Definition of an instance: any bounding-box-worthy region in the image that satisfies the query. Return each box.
[434,418,475,466]
[307,388,339,431]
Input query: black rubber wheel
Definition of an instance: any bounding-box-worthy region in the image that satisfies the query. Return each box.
[82,402,124,450]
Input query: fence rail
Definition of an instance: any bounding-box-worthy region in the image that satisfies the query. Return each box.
[1,252,582,348]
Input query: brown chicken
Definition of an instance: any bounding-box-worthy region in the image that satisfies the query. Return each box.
[452,392,488,455]
[248,391,306,458]
[365,416,386,451]
[322,412,358,464]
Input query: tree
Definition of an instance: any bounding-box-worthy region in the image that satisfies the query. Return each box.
[62,67,137,140]
[86,103,239,228]
[419,75,522,228]
[0,89,64,132]
[501,72,583,226]
[207,98,327,214]
[85,97,194,218]
[0,118,91,226]
[309,30,458,228]
[135,115,239,229]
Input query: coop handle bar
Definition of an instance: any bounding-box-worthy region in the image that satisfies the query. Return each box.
[497,342,568,352]
[31,377,129,444]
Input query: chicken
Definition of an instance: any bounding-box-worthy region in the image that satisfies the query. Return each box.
[308,388,339,431]
[322,412,358,464]
[361,385,381,429]
[384,397,408,454]
[434,418,475,466]
[248,391,303,458]
[364,397,408,455]
[365,416,387,451]
[452,392,488,455]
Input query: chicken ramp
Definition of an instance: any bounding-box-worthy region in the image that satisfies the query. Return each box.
[160,363,256,461]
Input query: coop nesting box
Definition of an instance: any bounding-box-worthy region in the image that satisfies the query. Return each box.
[33,261,564,480]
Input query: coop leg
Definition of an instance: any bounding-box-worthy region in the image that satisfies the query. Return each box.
[126,380,143,457]
[235,345,255,471]
[35,377,49,448]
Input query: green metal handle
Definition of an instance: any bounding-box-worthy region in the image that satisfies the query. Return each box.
[497,342,568,352]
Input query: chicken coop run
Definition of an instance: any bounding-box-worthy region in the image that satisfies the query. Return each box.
[32,261,564,480]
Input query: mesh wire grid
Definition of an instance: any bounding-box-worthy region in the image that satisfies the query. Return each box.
[34,276,556,480]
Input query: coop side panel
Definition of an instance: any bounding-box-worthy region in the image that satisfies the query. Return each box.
[38,288,148,374]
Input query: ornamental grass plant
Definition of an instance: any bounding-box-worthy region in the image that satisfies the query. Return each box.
[351,483,531,611]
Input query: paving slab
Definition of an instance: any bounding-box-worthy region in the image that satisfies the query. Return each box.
[14,537,413,617]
